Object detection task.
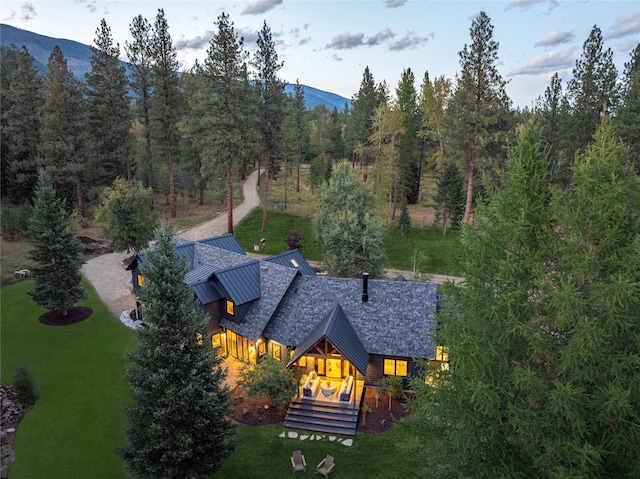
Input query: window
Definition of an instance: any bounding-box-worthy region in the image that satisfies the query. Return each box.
[384,359,408,376]
[226,300,234,316]
[291,259,299,268]
[436,345,449,362]
[137,274,144,286]
[196,332,203,346]
[258,341,265,357]
[298,356,307,367]
[273,344,281,361]
[211,333,221,348]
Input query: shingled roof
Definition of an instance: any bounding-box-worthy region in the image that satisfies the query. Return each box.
[263,250,316,276]
[263,275,437,358]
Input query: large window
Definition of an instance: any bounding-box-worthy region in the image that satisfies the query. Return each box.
[384,358,408,376]
[273,344,281,361]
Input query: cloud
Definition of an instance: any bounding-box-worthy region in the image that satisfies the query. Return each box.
[604,12,640,40]
[241,0,283,15]
[76,0,97,14]
[509,46,576,75]
[332,54,343,62]
[237,27,259,46]
[505,0,545,11]
[326,32,365,49]
[388,30,430,51]
[364,27,395,46]
[535,30,575,47]
[174,31,214,50]
[20,2,37,21]
[383,0,408,8]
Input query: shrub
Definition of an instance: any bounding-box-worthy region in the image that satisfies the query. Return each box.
[237,357,300,408]
[13,363,38,407]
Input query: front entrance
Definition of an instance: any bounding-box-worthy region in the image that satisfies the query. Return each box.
[225,330,253,363]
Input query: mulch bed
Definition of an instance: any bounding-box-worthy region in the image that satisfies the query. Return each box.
[227,385,411,434]
[39,306,93,326]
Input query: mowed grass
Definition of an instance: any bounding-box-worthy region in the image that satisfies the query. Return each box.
[213,423,429,479]
[0,279,137,479]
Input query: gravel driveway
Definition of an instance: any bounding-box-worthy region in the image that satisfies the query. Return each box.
[82,170,261,318]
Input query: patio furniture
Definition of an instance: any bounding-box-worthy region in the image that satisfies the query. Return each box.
[291,450,306,473]
[316,454,335,478]
[303,371,319,397]
[320,380,336,398]
[338,375,353,401]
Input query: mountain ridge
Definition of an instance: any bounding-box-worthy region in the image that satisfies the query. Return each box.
[0,23,351,112]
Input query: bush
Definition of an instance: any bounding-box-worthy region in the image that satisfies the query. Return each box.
[237,357,300,408]
[13,363,38,407]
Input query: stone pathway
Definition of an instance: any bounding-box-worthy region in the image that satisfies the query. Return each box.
[279,430,353,447]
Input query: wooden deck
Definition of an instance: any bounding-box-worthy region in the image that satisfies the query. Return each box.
[283,376,365,436]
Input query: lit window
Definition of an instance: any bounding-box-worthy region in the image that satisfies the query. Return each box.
[436,346,449,362]
[384,358,408,376]
[226,300,234,315]
[273,344,281,361]
[258,342,265,356]
[196,332,203,346]
[137,275,144,286]
[299,356,307,367]
[291,259,299,268]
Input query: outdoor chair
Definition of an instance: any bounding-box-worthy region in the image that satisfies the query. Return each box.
[291,450,306,473]
[316,454,335,478]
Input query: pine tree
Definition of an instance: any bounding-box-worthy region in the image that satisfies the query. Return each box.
[395,68,421,205]
[150,9,181,218]
[40,46,87,217]
[348,66,383,167]
[27,169,86,316]
[444,11,510,222]
[1,45,43,203]
[614,43,640,172]
[314,162,385,277]
[290,80,308,193]
[85,19,131,185]
[125,14,154,189]
[122,222,236,479]
[252,20,286,233]
[433,161,465,235]
[203,12,253,234]
[564,25,618,157]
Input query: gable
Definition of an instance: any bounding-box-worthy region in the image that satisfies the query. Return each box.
[215,261,261,305]
[196,234,246,255]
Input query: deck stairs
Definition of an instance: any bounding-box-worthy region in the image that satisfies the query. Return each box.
[284,397,359,436]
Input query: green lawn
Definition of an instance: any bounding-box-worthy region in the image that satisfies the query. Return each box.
[214,423,429,479]
[234,209,462,276]
[0,280,137,479]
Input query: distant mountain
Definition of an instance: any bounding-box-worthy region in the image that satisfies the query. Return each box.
[0,23,351,112]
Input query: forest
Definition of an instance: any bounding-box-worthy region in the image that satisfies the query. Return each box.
[1,9,638,236]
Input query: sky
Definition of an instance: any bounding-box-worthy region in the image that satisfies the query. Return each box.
[1,0,639,109]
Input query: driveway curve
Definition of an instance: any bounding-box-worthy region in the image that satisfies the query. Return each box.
[82,169,262,318]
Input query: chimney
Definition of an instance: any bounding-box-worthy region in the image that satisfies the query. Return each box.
[362,272,369,302]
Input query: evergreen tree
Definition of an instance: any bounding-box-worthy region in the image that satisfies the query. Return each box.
[125,14,154,189]
[398,199,411,233]
[564,25,618,157]
[150,9,181,218]
[314,162,385,278]
[395,68,421,204]
[40,46,87,217]
[27,169,86,316]
[122,222,236,479]
[433,161,465,235]
[1,45,43,203]
[203,12,253,234]
[252,20,286,233]
[94,178,158,253]
[348,66,383,166]
[12,363,38,408]
[409,121,640,477]
[614,43,640,172]
[290,80,308,193]
[85,19,131,186]
[444,11,510,222]
[419,71,452,165]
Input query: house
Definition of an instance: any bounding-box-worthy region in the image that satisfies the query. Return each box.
[127,233,440,435]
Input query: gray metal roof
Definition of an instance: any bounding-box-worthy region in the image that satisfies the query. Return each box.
[220,261,298,341]
[288,304,369,375]
[263,276,438,358]
[215,261,261,305]
[264,250,316,276]
[184,263,218,284]
[195,234,246,255]
[192,280,224,304]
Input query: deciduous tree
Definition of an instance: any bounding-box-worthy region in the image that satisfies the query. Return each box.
[237,357,300,409]
[94,178,157,253]
[27,169,86,316]
[122,222,236,479]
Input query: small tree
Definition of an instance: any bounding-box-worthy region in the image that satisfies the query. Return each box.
[122,222,236,479]
[398,199,411,233]
[377,375,404,410]
[285,231,303,252]
[12,363,38,407]
[237,357,300,409]
[433,161,465,234]
[28,169,86,316]
[94,178,158,253]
